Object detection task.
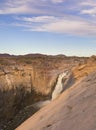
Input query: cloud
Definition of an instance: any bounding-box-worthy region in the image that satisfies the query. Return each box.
[18,16,58,23]
[0,0,47,14]
[51,0,64,3]
[80,1,96,7]
[0,6,32,14]
[80,1,96,16]
[0,0,96,18]
[0,0,96,17]
[0,0,66,15]
[33,20,96,36]
[15,16,96,36]
[0,0,96,36]
[81,8,96,16]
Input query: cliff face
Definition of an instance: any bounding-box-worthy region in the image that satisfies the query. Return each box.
[0,54,87,94]
[72,56,96,80]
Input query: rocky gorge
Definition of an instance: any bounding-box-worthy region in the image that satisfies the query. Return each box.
[0,54,96,130]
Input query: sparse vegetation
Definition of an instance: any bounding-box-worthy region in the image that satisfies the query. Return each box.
[0,84,49,130]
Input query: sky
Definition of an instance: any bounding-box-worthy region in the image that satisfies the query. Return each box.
[0,0,96,56]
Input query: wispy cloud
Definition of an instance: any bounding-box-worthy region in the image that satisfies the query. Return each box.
[80,1,96,7]
[14,16,96,36]
[80,1,96,17]
[51,0,64,3]
[0,0,96,18]
[0,0,96,36]
[0,0,47,14]
[0,0,66,15]
[81,8,96,16]
[18,16,58,23]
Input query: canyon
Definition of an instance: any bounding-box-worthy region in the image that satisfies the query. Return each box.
[0,54,96,130]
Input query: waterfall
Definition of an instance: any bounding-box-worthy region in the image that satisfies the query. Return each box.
[32,70,70,108]
[52,71,69,100]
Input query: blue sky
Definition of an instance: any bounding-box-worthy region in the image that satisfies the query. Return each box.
[0,0,96,56]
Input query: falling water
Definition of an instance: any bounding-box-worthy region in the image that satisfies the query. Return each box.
[33,70,70,108]
[52,71,69,100]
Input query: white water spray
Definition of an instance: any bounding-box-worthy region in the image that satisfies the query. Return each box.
[33,70,70,108]
[52,71,69,100]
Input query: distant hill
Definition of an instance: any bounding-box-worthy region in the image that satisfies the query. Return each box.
[0,53,11,57]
